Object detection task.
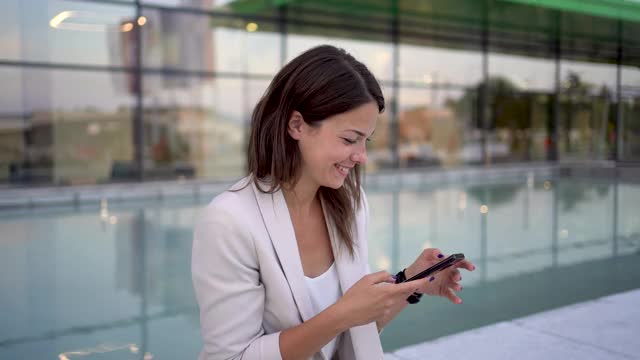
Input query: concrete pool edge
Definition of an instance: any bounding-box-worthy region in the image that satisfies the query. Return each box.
[384,288,640,360]
[0,161,625,210]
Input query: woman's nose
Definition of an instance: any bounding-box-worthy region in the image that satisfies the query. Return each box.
[351,147,368,164]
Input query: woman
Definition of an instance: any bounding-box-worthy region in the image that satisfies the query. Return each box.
[192,45,476,360]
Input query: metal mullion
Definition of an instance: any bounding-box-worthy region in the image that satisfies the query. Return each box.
[384,80,472,92]
[400,28,483,45]
[139,3,280,23]
[485,38,555,57]
[616,20,623,162]
[286,2,392,25]
[141,67,274,79]
[65,0,136,6]
[550,10,561,162]
[0,59,133,73]
[390,0,399,169]
[0,59,279,80]
[284,18,392,37]
[481,0,489,165]
[279,4,287,67]
[134,0,144,181]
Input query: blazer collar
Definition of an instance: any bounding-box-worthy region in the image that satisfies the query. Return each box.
[251,179,382,359]
[251,179,316,323]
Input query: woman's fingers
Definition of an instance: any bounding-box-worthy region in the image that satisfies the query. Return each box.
[449,268,461,281]
[396,277,429,295]
[419,248,444,261]
[456,259,476,271]
[445,288,462,304]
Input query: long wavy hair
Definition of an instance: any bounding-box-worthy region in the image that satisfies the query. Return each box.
[243,45,385,258]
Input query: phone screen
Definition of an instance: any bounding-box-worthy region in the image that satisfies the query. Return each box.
[404,253,465,282]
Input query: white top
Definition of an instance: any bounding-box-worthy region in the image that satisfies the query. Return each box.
[304,262,342,359]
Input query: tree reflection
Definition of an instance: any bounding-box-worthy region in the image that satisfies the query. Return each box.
[465,183,523,209]
[555,180,610,212]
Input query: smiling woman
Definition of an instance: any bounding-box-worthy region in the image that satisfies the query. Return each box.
[191,44,475,360]
[191,45,391,360]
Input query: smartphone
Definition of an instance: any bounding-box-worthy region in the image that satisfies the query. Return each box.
[403,253,465,282]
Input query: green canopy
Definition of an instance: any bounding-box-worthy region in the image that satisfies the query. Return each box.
[226,0,640,65]
[502,0,640,23]
[230,0,640,23]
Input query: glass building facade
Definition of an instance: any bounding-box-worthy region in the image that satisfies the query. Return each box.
[1,0,639,187]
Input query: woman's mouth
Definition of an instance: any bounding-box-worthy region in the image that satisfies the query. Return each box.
[334,164,350,176]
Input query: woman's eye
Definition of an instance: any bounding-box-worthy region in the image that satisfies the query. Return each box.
[342,138,356,145]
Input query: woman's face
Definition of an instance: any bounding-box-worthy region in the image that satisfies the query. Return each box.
[289,101,378,190]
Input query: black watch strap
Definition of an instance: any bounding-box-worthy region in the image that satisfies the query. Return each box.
[394,269,422,304]
[407,292,423,304]
[394,269,407,284]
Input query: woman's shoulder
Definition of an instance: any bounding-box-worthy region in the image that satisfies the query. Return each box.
[198,177,257,225]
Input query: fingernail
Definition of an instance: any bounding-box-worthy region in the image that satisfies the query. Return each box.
[391,275,397,281]
[429,276,435,282]
[437,254,444,259]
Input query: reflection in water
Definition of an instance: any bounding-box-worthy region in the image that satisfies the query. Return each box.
[58,343,142,359]
[0,175,639,357]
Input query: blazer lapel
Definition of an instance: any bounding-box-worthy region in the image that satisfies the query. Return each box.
[319,196,362,297]
[321,196,385,360]
[251,181,315,323]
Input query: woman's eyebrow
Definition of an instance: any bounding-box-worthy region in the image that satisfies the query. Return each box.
[346,129,375,137]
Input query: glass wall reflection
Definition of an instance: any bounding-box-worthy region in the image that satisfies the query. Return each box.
[398,88,477,167]
[558,60,617,161]
[0,68,134,185]
[0,0,638,184]
[141,76,269,180]
[287,34,393,82]
[621,65,640,161]
[0,0,136,66]
[487,53,555,163]
[141,9,281,75]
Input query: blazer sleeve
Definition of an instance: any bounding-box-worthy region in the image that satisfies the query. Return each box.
[192,206,282,360]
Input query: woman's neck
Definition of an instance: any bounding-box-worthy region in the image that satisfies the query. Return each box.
[282,176,320,217]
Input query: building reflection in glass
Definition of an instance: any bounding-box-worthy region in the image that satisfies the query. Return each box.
[2,0,639,187]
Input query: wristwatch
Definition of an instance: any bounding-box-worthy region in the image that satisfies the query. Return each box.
[394,269,423,304]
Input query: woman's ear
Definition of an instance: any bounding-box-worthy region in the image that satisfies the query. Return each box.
[287,111,304,140]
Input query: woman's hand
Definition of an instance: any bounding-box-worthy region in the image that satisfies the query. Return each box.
[404,248,476,304]
[332,271,429,328]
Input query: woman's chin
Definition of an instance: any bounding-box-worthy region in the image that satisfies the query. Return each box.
[327,177,346,189]
[317,170,348,189]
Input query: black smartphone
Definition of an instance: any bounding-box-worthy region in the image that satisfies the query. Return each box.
[403,253,465,282]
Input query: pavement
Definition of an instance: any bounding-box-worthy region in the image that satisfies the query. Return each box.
[385,288,640,360]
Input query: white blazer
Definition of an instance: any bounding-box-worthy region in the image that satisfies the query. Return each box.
[191,177,384,360]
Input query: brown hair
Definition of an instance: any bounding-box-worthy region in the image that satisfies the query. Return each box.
[243,45,384,258]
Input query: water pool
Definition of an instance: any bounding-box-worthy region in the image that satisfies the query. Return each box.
[1,174,639,358]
